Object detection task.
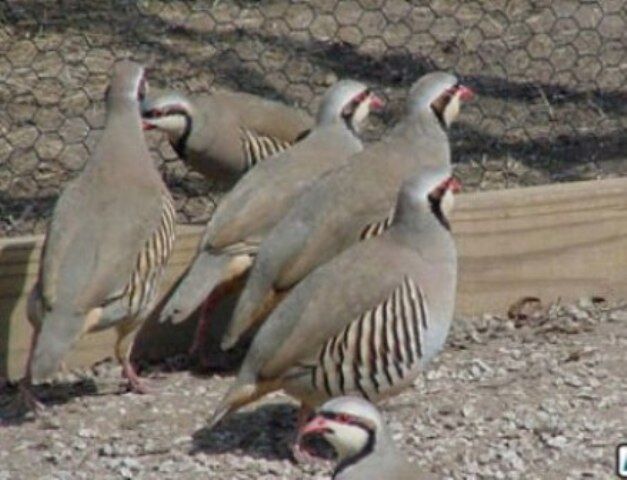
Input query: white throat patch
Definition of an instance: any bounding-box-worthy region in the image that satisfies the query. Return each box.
[442,93,461,127]
[350,98,371,132]
[324,422,370,461]
[145,114,188,141]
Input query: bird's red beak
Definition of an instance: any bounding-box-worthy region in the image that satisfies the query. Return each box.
[295,415,334,461]
[447,176,462,193]
[142,120,155,131]
[299,415,333,438]
[456,85,475,102]
[368,93,385,112]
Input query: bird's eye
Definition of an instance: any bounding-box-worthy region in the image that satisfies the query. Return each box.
[444,86,457,96]
[336,413,352,424]
[353,89,369,105]
[360,89,370,101]
[143,108,160,119]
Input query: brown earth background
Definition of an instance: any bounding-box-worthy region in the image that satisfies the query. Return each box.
[0,0,625,236]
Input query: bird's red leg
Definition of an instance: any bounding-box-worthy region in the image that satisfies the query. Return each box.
[121,358,149,394]
[188,285,225,359]
[189,274,248,370]
[115,327,150,394]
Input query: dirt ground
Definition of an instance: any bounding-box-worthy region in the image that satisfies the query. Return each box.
[1,300,625,479]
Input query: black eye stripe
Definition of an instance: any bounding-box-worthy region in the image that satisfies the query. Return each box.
[166,106,188,115]
[447,82,463,96]
[136,77,147,101]
[349,89,370,106]
[145,105,188,117]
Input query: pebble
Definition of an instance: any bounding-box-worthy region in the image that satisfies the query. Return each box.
[544,435,568,449]
[77,428,97,438]
[608,310,627,322]
[0,300,621,479]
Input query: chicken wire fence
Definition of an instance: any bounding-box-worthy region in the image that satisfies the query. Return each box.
[0,0,625,236]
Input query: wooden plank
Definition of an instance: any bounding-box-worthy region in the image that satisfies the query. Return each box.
[2,177,627,380]
[454,176,627,314]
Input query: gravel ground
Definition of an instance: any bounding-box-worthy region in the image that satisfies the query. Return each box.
[1,299,626,479]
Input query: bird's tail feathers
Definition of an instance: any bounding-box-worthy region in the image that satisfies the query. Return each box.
[208,377,278,429]
[157,252,231,325]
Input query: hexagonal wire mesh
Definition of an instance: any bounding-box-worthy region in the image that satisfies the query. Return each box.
[0,0,625,236]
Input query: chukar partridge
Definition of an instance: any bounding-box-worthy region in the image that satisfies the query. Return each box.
[22,61,176,403]
[141,89,312,181]
[156,80,383,365]
[223,71,473,350]
[209,165,459,427]
[297,396,435,480]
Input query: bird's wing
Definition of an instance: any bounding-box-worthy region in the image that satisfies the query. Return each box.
[252,239,419,379]
[41,175,166,313]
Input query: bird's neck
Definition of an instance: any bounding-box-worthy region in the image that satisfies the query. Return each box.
[391,202,456,262]
[334,430,376,478]
[93,102,157,178]
[394,197,446,230]
[334,432,405,480]
[106,96,141,118]
[405,107,448,141]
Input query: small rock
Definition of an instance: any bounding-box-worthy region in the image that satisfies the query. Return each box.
[544,435,567,449]
[78,428,97,439]
[608,310,627,323]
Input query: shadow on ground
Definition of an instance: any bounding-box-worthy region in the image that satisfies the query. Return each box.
[0,378,102,424]
[191,402,298,461]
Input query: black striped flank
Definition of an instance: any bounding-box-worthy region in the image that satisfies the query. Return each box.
[240,128,293,170]
[359,212,394,240]
[124,194,176,318]
[312,275,429,401]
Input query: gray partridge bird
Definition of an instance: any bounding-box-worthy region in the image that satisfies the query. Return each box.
[22,61,176,404]
[156,80,383,367]
[141,89,313,181]
[210,164,459,428]
[297,396,435,480]
[224,71,473,350]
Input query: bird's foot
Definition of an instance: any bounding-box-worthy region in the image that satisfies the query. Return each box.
[18,380,45,412]
[122,362,151,394]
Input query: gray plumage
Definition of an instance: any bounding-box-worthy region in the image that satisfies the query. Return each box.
[209,165,458,426]
[157,80,381,329]
[141,89,313,181]
[298,397,435,480]
[224,71,472,350]
[25,61,176,392]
